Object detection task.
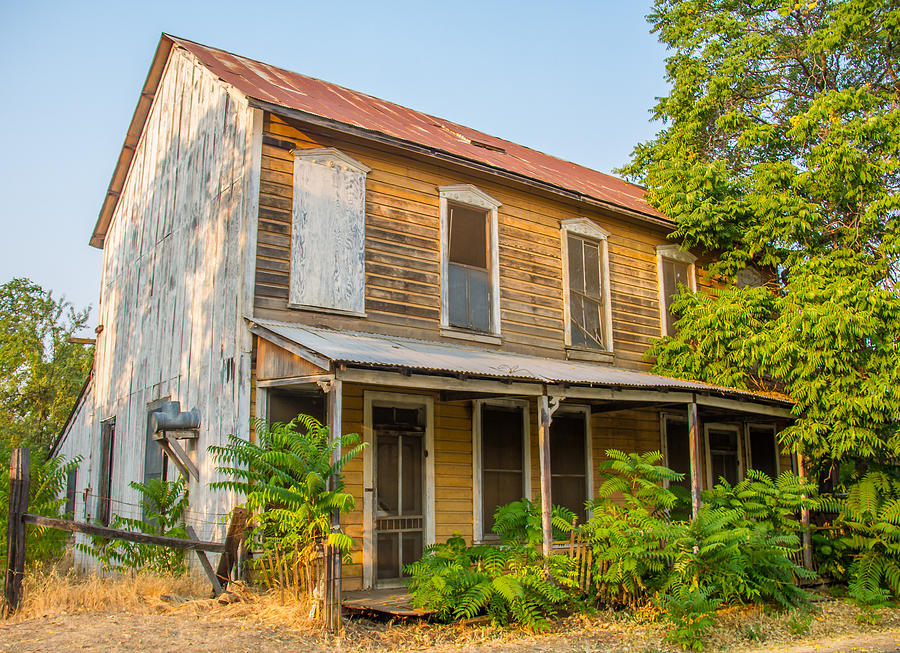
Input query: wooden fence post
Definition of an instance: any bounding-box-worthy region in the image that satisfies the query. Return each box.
[4,448,30,615]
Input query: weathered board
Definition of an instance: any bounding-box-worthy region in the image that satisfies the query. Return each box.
[58,46,263,569]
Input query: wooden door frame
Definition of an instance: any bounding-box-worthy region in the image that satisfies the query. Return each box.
[362,391,434,589]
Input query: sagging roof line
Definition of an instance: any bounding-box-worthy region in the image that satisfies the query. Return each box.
[91,33,672,248]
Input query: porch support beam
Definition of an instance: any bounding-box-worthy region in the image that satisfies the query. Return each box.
[538,390,561,575]
[324,378,343,633]
[796,451,814,571]
[687,399,703,518]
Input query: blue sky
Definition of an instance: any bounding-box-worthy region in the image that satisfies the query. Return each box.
[0,1,668,327]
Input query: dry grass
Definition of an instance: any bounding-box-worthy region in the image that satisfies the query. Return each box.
[7,567,900,652]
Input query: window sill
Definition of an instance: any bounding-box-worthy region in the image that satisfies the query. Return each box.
[441,327,501,345]
[565,346,614,364]
[287,302,367,318]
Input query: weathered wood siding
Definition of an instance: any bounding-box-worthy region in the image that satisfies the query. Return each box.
[65,45,262,552]
[255,114,680,369]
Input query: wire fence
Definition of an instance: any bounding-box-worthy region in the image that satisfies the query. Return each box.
[78,491,235,532]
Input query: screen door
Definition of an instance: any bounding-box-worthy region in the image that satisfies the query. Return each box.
[373,405,425,583]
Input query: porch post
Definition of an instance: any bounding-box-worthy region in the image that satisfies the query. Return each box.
[796,450,814,571]
[538,391,560,574]
[687,399,702,518]
[324,378,343,633]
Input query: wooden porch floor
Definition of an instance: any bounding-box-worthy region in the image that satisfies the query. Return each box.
[342,588,433,618]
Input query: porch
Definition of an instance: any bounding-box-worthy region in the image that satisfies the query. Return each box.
[249,318,796,592]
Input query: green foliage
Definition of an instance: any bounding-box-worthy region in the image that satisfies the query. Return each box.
[210,415,366,576]
[492,497,576,548]
[0,278,93,460]
[822,471,900,605]
[0,454,81,570]
[79,477,189,574]
[405,527,578,631]
[656,583,721,651]
[618,1,900,464]
[585,451,685,607]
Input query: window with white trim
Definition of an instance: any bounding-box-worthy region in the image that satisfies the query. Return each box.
[656,244,697,336]
[561,218,612,351]
[473,400,530,540]
[440,185,501,335]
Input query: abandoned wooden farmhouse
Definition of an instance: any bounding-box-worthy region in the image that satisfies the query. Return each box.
[54,34,794,590]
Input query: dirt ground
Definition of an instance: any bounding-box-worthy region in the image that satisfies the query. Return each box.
[3,611,900,653]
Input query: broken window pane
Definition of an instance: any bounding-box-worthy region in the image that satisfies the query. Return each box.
[567,233,605,350]
[449,205,487,268]
[662,258,691,335]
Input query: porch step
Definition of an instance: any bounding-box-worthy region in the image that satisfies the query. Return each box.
[342,588,433,617]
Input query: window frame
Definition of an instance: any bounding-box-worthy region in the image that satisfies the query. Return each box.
[560,218,613,354]
[439,185,502,339]
[656,244,698,337]
[97,417,116,526]
[472,398,531,543]
[704,422,744,487]
[549,404,593,523]
[744,422,780,477]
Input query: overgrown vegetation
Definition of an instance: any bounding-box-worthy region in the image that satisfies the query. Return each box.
[406,499,579,631]
[210,415,366,591]
[78,477,189,575]
[0,454,81,571]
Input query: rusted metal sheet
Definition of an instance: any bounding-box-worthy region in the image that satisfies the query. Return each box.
[92,34,668,249]
[170,35,660,219]
[249,319,791,406]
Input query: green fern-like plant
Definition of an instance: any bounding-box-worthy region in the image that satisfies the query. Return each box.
[656,582,721,651]
[79,476,189,574]
[210,415,367,581]
[0,454,82,569]
[822,471,900,605]
[492,497,576,547]
[583,450,686,607]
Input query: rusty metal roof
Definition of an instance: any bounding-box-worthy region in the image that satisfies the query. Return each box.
[250,319,791,406]
[91,34,669,248]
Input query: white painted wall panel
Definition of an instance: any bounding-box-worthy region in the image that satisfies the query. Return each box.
[55,47,262,566]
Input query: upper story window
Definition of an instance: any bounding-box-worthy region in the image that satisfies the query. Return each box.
[439,185,501,336]
[656,244,697,336]
[290,148,371,316]
[561,218,612,352]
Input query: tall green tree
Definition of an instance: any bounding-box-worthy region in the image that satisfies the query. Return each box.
[0,278,93,460]
[620,1,900,467]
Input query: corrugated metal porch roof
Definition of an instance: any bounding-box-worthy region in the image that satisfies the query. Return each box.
[250,319,791,407]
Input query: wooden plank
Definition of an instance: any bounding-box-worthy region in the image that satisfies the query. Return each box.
[185,524,224,597]
[22,514,226,553]
[4,448,30,614]
[214,507,250,587]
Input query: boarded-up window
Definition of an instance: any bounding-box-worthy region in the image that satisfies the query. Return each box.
[98,418,115,526]
[747,424,779,479]
[65,469,77,518]
[707,426,741,486]
[290,149,369,315]
[661,257,691,335]
[550,412,588,522]
[448,204,491,332]
[481,404,525,534]
[664,416,691,490]
[568,234,606,349]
